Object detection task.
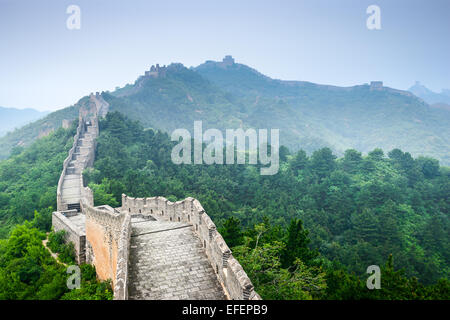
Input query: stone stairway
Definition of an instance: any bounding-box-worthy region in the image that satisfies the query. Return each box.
[54,102,259,300]
[61,123,96,211]
[128,217,227,300]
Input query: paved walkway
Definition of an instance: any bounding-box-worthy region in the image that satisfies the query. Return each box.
[61,127,95,207]
[128,218,226,300]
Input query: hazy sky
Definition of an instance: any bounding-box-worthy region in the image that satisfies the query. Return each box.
[1,0,449,111]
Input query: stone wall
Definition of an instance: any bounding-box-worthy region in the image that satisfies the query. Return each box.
[121,194,261,300]
[82,184,132,299]
[53,96,132,299]
[52,209,86,264]
[113,213,131,300]
[56,114,83,211]
[54,95,259,300]
[82,192,123,283]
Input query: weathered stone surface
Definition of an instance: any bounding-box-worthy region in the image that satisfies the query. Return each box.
[52,210,86,264]
[128,219,226,300]
[53,97,259,300]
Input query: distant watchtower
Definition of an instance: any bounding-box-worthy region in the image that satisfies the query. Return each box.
[221,55,235,67]
[370,81,383,91]
[144,64,167,78]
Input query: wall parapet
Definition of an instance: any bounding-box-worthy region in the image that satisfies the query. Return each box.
[52,210,86,264]
[57,115,83,211]
[55,96,131,299]
[55,96,259,300]
[81,186,131,300]
[113,213,131,300]
[121,194,261,300]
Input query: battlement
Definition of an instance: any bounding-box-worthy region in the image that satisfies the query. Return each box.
[52,96,259,300]
[370,81,383,90]
[52,209,86,264]
[218,55,235,68]
[144,64,167,78]
[121,195,260,300]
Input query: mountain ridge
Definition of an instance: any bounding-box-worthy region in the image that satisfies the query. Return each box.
[409,81,450,105]
[0,106,49,137]
[0,57,449,165]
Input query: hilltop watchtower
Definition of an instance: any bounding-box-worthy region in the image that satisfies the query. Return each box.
[370,81,383,91]
[221,55,235,67]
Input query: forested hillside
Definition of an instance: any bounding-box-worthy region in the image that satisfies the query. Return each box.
[0,122,112,299]
[409,82,450,105]
[2,59,449,166]
[104,59,450,165]
[0,106,48,138]
[195,60,450,164]
[82,112,449,290]
[0,111,448,299]
[0,123,77,237]
[0,100,81,160]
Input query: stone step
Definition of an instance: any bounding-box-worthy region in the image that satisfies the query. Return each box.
[81,133,94,139]
[62,189,80,197]
[64,174,80,180]
[62,192,81,199]
[62,189,81,198]
[78,138,93,145]
[62,196,82,204]
[62,180,80,189]
[62,180,80,188]
[75,146,91,154]
[67,203,81,212]
[66,167,81,175]
[72,153,87,161]
[128,221,227,300]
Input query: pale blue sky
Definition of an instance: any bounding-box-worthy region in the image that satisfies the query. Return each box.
[0,0,449,111]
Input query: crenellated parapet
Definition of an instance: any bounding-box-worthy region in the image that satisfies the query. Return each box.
[82,192,130,287]
[121,194,261,300]
[54,92,259,300]
[113,213,131,300]
[56,116,83,211]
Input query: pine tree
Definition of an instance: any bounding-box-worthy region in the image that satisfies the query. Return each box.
[281,219,317,268]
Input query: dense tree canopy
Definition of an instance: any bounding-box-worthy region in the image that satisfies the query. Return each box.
[0,111,448,299]
[0,122,112,300]
[82,112,448,296]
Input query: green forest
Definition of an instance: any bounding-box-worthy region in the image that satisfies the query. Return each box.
[0,112,448,299]
[84,112,448,299]
[0,121,112,299]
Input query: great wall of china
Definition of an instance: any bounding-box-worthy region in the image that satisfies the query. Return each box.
[52,93,260,300]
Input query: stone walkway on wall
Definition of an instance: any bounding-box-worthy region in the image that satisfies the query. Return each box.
[128,217,227,300]
[61,125,95,209]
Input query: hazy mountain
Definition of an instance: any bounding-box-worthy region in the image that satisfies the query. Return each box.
[408,81,450,104]
[1,57,449,166]
[192,59,450,166]
[0,107,49,137]
[106,57,450,165]
[430,102,450,112]
[0,103,80,159]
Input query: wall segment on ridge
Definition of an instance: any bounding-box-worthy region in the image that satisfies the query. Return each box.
[53,93,259,300]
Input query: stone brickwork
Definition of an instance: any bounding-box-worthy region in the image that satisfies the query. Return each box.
[113,213,131,300]
[52,93,260,300]
[128,218,226,300]
[83,200,123,283]
[121,195,261,300]
[56,113,83,211]
[370,81,383,91]
[52,209,86,264]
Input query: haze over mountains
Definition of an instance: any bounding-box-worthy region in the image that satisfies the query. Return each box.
[0,107,49,137]
[0,56,449,165]
[409,81,450,105]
